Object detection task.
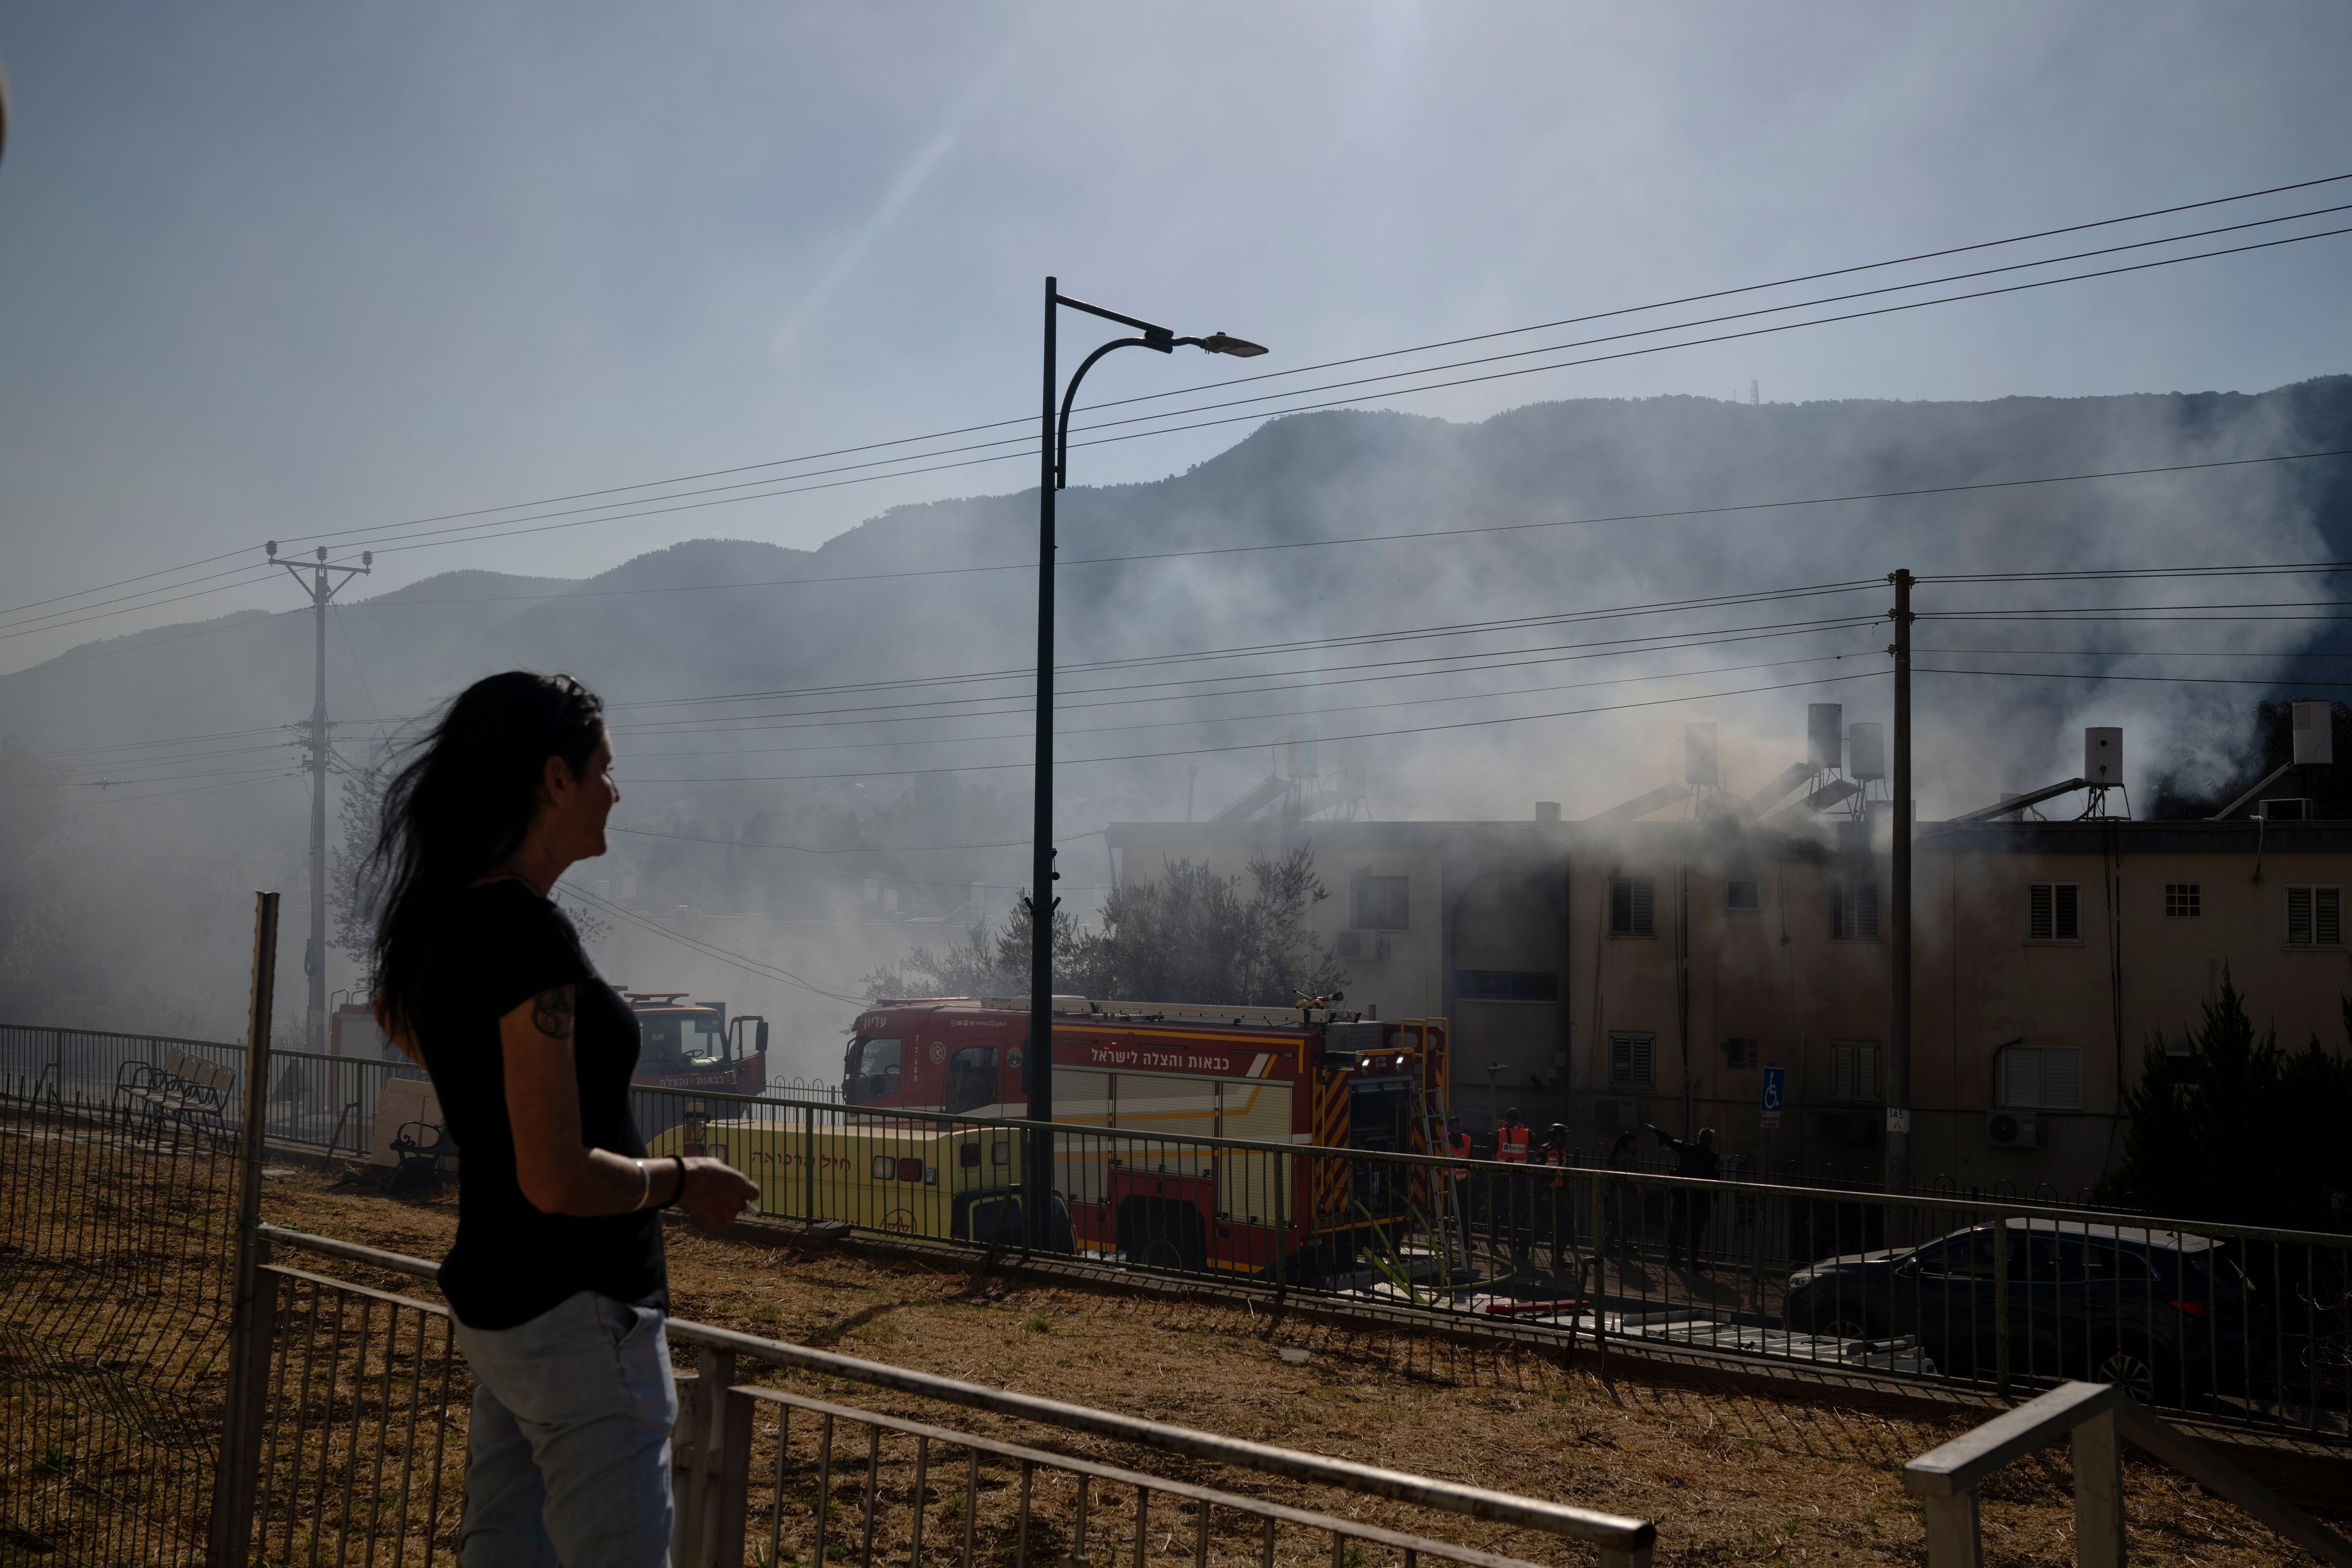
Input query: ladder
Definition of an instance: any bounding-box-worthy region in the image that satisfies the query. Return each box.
[1403,1019,1468,1280]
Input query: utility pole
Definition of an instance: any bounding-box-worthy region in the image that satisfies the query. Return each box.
[270,542,369,1054]
[1887,568,1914,1194]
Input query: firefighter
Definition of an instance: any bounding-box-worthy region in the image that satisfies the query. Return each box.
[1536,1123,1571,1270]
[1649,1124,1720,1269]
[1493,1107,1532,1268]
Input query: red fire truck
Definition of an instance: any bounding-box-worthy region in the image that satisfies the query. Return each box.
[840,994,1449,1276]
[624,990,767,1096]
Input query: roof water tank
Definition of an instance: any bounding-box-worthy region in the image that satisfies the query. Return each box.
[1848,722,1886,782]
[1684,722,1719,788]
[2084,727,2123,787]
[2293,700,2334,766]
[1807,704,1843,772]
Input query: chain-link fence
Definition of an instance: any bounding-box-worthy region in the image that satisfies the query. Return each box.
[0,1089,239,1562]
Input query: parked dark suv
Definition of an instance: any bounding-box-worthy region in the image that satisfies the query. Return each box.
[1782,1218,2252,1404]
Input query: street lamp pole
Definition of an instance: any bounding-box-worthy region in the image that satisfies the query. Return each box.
[1025,277,1264,1248]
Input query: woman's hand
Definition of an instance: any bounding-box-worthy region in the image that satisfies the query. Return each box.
[673,1157,760,1230]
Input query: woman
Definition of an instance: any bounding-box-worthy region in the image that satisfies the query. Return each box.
[371,671,759,1567]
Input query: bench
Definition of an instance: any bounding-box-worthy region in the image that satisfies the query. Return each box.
[115,1049,236,1129]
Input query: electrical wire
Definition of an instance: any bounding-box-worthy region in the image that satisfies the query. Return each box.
[618,667,1889,787]
[21,200,2349,655]
[559,881,871,1004]
[247,173,2352,559]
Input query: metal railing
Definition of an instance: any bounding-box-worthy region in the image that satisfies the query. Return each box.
[255,1226,1659,1568]
[12,1022,2350,1447]
[1902,1380,2352,1566]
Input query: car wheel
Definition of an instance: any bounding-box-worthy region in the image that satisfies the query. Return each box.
[2097,1348,2157,1404]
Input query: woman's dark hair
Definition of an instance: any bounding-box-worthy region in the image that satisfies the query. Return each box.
[369,672,606,1033]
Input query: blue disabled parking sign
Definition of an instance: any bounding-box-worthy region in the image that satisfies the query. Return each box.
[1760,1066,1785,1130]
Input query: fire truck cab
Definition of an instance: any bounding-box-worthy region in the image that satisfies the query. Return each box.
[842,994,1448,1278]
[624,990,767,1098]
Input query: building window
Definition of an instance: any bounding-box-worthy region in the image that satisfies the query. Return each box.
[2164,883,2201,919]
[1351,875,1411,931]
[1607,1031,1656,1088]
[1831,880,1880,941]
[1456,970,1559,1003]
[2286,886,2345,948]
[1727,879,1760,911]
[2000,1046,2084,1111]
[1831,1041,1880,1102]
[2028,883,2081,942]
[1608,876,1656,937]
[1722,1036,1759,1069]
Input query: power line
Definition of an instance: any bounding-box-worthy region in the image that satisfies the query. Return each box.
[560,881,870,1004]
[241,171,2352,558]
[15,171,2347,644]
[618,667,1888,787]
[351,218,2352,565]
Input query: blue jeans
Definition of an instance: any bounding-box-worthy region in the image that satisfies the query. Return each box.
[452,1291,678,1567]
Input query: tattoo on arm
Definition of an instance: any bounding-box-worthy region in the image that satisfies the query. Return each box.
[530,985,576,1041]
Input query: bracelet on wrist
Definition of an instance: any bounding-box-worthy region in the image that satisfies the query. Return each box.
[630,1158,652,1212]
[655,1153,688,1210]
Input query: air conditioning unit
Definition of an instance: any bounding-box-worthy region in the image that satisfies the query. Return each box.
[1986,1110,2044,1149]
[1335,929,1390,962]
[1815,1110,1879,1146]
[1590,1096,1640,1131]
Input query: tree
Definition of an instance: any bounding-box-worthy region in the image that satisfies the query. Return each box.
[864,849,1341,1009]
[2099,968,2352,1232]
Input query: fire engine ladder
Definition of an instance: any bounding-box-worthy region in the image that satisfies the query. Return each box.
[1404,1021,1466,1280]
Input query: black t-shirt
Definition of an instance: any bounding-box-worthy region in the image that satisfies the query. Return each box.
[409,880,665,1330]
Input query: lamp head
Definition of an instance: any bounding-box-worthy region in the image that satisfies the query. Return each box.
[1196,331,1268,358]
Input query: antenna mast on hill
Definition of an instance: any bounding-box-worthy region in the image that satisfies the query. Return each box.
[267,541,370,1054]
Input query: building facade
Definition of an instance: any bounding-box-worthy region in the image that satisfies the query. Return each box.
[1106,813,2352,1195]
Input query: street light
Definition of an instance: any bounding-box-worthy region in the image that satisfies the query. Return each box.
[1025,277,1264,1249]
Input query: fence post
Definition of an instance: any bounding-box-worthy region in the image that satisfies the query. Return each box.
[208,891,279,1568]
[2071,1408,2124,1568]
[685,1346,745,1567]
[1921,1490,1982,1567]
[1992,1212,2011,1398]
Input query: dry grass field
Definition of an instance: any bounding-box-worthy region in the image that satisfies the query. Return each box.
[259,1167,2342,1568]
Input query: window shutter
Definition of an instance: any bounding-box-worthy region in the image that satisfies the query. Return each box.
[2320,888,2343,948]
[2029,884,2054,941]
[1856,883,1880,940]
[2289,886,2314,946]
[1857,1044,1878,1100]
[1609,878,1632,935]
[2043,1047,2083,1110]
[1631,1035,1654,1087]
[1609,1033,1630,1084]
[2003,1047,2043,1109]
[1631,879,1655,936]
[2054,883,2080,940]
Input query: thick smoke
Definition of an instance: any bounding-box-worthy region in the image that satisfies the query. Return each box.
[2,379,2346,1065]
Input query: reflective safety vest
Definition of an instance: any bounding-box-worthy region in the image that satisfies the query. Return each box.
[1447,1131,1472,1181]
[1494,1125,1530,1163]
[1540,1146,1568,1186]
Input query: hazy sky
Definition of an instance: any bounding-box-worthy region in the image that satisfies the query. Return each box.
[4,3,2351,674]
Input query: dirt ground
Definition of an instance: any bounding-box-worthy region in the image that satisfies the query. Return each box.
[260,1167,2342,1567]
